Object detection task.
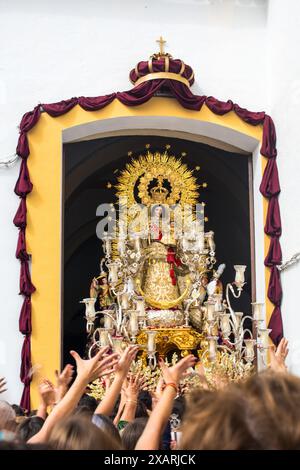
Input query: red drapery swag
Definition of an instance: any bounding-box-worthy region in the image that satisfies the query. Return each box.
[14,80,283,410]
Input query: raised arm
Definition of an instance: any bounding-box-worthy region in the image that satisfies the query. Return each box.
[120,373,144,423]
[95,345,139,417]
[28,346,119,444]
[135,354,197,450]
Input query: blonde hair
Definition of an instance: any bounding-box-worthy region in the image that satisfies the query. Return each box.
[0,401,16,431]
[49,415,122,450]
[180,371,300,450]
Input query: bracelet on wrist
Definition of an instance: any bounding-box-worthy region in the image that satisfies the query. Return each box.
[126,399,138,404]
[164,382,178,393]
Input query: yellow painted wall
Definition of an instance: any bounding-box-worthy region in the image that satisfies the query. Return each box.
[26,98,268,407]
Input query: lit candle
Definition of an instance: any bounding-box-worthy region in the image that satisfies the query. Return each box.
[251,302,264,321]
[234,265,246,286]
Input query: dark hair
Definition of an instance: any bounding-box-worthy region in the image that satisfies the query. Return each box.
[138,390,152,411]
[77,394,98,413]
[17,416,45,442]
[135,400,148,418]
[12,404,26,417]
[172,395,186,420]
[92,413,122,445]
[73,406,94,418]
[121,417,148,450]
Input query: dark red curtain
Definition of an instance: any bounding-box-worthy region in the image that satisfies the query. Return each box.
[14,79,283,409]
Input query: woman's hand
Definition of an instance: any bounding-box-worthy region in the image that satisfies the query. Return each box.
[55,364,74,402]
[270,337,289,373]
[70,346,120,384]
[114,345,139,378]
[39,379,56,408]
[159,354,197,386]
[124,373,144,402]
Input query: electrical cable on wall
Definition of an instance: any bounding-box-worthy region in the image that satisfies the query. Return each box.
[0,153,19,168]
[279,253,300,272]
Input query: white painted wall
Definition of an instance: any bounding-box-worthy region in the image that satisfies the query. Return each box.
[0,0,299,404]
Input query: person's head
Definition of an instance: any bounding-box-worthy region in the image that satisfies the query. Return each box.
[242,370,300,450]
[0,401,16,431]
[121,417,148,450]
[180,387,261,450]
[16,416,44,442]
[135,400,148,418]
[138,390,152,411]
[11,404,26,417]
[49,415,122,450]
[92,413,122,445]
[77,394,98,413]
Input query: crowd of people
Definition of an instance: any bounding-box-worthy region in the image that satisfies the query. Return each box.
[1,337,299,450]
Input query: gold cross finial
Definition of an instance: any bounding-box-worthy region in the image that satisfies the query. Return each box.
[156,36,166,55]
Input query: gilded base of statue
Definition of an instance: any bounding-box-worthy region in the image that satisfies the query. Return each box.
[137,327,203,360]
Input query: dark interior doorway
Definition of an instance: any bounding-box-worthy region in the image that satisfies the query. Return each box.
[62,135,253,366]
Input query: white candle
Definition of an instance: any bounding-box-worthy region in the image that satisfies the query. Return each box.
[147,331,157,353]
[234,312,243,330]
[104,314,113,330]
[251,302,264,321]
[209,336,218,361]
[205,301,215,321]
[220,313,231,338]
[234,265,246,286]
[100,330,110,347]
[198,230,205,252]
[259,328,272,348]
[121,292,130,310]
[244,339,256,362]
[129,310,138,334]
[107,262,119,284]
[134,298,145,317]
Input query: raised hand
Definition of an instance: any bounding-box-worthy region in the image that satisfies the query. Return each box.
[70,347,120,383]
[55,364,74,388]
[0,377,7,394]
[270,337,289,373]
[159,354,197,386]
[124,373,145,402]
[39,379,56,408]
[114,345,139,377]
[55,364,74,401]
